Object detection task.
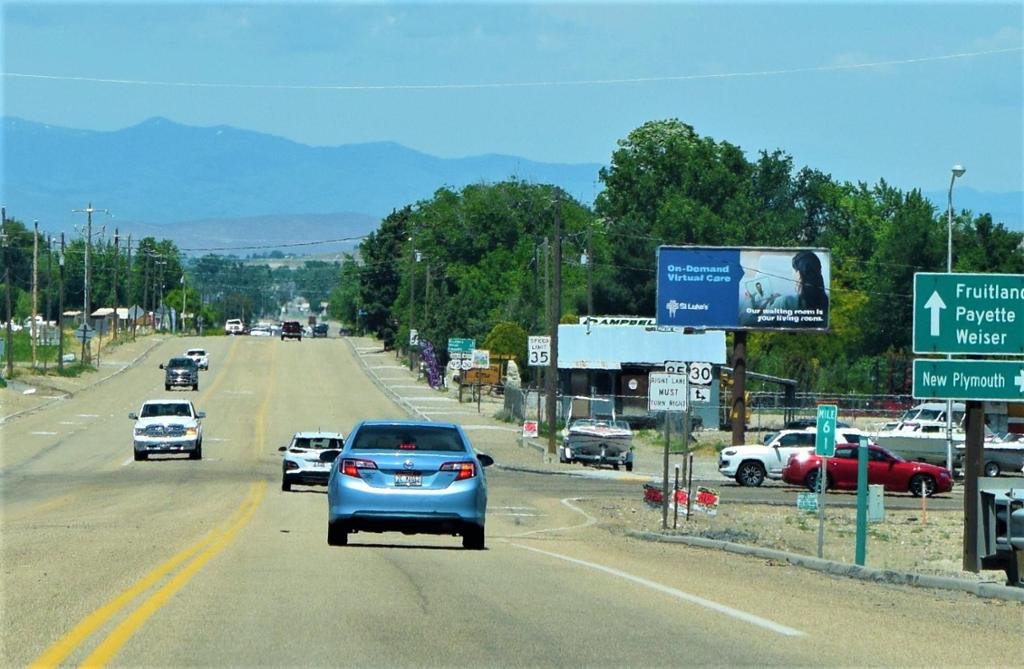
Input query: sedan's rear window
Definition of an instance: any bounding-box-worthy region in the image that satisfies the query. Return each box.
[349,425,465,452]
[293,437,343,449]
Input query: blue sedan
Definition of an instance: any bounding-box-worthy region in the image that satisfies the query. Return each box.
[326,420,493,549]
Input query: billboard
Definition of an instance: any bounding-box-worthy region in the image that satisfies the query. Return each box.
[656,246,831,331]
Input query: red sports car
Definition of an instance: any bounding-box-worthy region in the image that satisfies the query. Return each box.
[782,443,953,497]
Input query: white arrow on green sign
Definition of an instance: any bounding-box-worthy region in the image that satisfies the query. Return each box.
[913,359,1024,402]
[913,272,1024,355]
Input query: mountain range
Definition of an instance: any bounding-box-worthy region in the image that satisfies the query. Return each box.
[2,116,1020,258]
[2,116,603,255]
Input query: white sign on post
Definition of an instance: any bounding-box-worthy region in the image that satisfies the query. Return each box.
[471,349,490,369]
[648,372,689,412]
[665,360,687,374]
[688,362,713,386]
[527,336,551,367]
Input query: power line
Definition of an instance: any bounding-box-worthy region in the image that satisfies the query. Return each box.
[4,46,1019,91]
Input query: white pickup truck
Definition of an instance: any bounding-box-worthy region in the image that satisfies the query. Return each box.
[129,399,205,461]
[718,427,868,486]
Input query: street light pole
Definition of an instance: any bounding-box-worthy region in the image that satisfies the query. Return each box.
[945,165,965,474]
[72,203,110,363]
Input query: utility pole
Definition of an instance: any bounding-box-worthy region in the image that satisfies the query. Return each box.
[44,235,52,373]
[586,223,594,323]
[57,234,65,372]
[408,234,416,372]
[2,208,13,378]
[111,230,119,341]
[541,236,549,429]
[181,272,187,334]
[126,234,134,341]
[546,189,562,456]
[32,221,39,369]
[423,262,431,327]
[142,250,150,333]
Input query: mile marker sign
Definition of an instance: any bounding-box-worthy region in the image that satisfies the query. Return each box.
[815,404,838,457]
[913,273,1024,355]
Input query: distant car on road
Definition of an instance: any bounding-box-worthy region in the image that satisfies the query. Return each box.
[185,347,209,370]
[249,324,272,337]
[160,356,199,391]
[281,321,303,341]
[224,318,245,335]
[279,431,345,491]
[312,323,329,338]
[327,420,493,549]
[129,399,205,461]
[782,442,954,497]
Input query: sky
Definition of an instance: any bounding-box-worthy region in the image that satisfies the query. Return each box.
[2,1,1022,198]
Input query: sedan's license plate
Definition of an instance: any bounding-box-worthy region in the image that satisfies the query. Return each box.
[394,473,421,487]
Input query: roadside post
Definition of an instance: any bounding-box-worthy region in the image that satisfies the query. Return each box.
[527,335,551,431]
[471,349,490,414]
[673,464,681,529]
[815,404,838,559]
[686,452,694,520]
[855,435,869,566]
[649,371,687,530]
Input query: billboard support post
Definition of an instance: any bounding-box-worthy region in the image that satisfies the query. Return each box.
[731,331,747,445]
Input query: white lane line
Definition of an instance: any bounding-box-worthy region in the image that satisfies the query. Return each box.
[494,512,545,517]
[509,541,805,637]
[205,437,231,442]
[121,458,134,467]
[31,431,58,435]
[390,385,432,389]
[76,414,100,418]
[58,421,78,425]
[404,397,457,403]
[375,377,410,381]
[418,410,479,416]
[368,365,408,370]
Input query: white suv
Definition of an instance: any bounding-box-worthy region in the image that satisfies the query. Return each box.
[719,427,868,486]
[224,319,245,335]
[185,348,209,370]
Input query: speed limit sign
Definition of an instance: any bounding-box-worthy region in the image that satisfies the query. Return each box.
[688,362,713,386]
[527,336,551,367]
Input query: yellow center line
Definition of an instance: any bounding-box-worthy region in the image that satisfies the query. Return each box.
[197,335,240,400]
[3,493,75,524]
[79,482,267,668]
[73,339,278,667]
[27,484,261,669]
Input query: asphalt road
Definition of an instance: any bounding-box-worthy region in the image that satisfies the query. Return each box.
[2,334,1020,667]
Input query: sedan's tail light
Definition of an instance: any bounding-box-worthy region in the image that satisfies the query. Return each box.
[341,458,378,478]
[440,461,476,480]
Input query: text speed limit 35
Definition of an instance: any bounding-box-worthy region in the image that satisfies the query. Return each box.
[664,361,713,386]
[528,336,551,367]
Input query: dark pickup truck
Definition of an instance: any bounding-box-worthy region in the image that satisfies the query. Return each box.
[281,321,303,341]
[160,357,199,391]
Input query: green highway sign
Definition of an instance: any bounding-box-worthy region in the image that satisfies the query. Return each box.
[815,404,838,456]
[447,338,475,354]
[913,272,1024,356]
[913,359,1024,402]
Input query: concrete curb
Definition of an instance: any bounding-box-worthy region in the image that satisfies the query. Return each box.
[626,530,1024,603]
[343,337,430,421]
[0,336,165,425]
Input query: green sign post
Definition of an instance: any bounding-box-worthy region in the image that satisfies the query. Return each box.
[913,273,1024,356]
[815,404,837,559]
[913,359,1024,402]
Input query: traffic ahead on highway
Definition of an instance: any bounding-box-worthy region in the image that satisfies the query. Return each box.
[2,319,1021,667]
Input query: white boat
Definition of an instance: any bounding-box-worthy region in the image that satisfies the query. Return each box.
[560,418,635,470]
[873,402,1023,475]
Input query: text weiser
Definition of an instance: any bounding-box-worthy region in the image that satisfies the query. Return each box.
[913,273,1024,355]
